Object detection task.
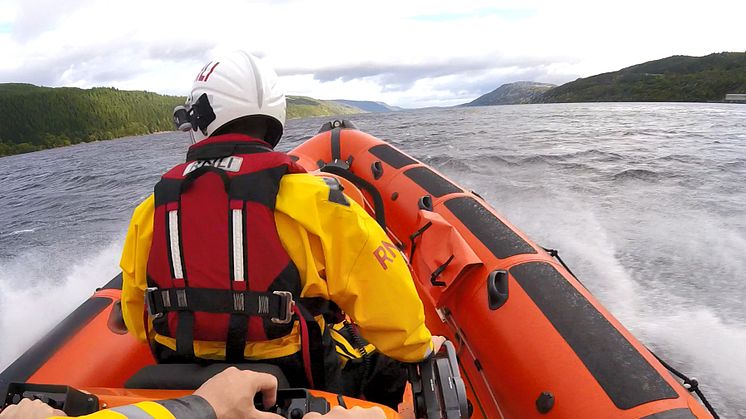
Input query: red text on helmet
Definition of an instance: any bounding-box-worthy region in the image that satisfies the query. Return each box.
[195,61,220,82]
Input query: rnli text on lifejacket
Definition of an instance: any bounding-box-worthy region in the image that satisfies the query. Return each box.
[182,156,244,176]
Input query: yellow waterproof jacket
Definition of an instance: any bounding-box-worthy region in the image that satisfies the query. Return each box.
[120,172,433,362]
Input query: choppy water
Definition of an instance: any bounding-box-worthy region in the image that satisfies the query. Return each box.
[1,102,745,416]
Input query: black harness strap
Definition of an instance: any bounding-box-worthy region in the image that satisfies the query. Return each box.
[226,315,249,363]
[296,303,326,390]
[176,312,195,358]
[154,178,182,207]
[186,142,273,161]
[228,167,287,209]
[182,166,231,193]
[146,288,294,320]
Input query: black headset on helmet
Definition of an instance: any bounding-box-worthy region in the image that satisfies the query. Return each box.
[172,93,215,135]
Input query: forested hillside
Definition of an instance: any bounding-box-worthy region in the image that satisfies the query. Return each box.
[286,96,361,119]
[540,52,746,103]
[0,85,365,157]
[0,84,183,156]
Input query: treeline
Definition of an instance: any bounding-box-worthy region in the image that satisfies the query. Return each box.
[540,52,746,103]
[0,84,368,157]
[0,84,184,157]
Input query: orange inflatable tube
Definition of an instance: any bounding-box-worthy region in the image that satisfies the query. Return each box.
[290,123,711,418]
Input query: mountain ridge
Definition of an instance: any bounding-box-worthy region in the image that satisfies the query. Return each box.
[463,81,556,106]
[331,99,403,112]
[463,52,746,106]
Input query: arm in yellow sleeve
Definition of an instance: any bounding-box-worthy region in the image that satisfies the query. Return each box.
[119,195,155,342]
[48,396,217,418]
[329,208,434,362]
[275,174,433,363]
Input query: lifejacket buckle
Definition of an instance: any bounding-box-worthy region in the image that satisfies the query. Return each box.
[145,287,164,320]
[271,291,295,324]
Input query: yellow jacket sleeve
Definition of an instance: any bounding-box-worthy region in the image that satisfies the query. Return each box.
[276,175,434,362]
[120,195,155,342]
[48,396,217,418]
[49,401,175,418]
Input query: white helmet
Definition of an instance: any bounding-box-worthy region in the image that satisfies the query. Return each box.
[174,50,286,146]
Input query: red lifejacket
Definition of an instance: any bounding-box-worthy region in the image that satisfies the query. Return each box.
[145,134,307,362]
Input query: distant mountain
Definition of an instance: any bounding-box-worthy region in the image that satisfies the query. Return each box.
[0,84,366,157]
[463,81,556,106]
[540,52,746,103]
[331,99,403,112]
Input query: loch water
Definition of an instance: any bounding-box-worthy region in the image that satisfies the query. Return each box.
[1,102,745,416]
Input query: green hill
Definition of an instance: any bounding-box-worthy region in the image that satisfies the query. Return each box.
[0,84,366,157]
[331,99,403,112]
[0,84,184,156]
[286,96,362,119]
[540,52,746,103]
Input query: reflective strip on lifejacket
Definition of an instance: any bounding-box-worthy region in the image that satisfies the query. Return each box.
[168,210,184,279]
[232,208,244,281]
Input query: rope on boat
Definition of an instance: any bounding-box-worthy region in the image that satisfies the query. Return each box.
[651,352,719,419]
[541,247,583,286]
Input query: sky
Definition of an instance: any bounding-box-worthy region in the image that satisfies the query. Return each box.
[0,0,744,108]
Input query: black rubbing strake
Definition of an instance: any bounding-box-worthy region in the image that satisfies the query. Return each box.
[99,273,123,290]
[404,166,461,198]
[444,197,536,259]
[510,262,679,409]
[368,144,417,169]
[640,409,697,419]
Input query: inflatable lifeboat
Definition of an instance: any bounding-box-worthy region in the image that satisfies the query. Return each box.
[0,121,714,418]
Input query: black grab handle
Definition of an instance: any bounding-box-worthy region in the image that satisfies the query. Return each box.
[487,270,509,310]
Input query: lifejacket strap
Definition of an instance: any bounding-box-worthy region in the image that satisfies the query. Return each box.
[176,311,195,358]
[225,314,249,363]
[186,142,273,161]
[295,303,326,390]
[145,288,295,324]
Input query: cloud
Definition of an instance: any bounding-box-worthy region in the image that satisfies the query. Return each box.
[410,7,536,22]
[281,54,572,90]
[11,0,90,41]
[1,0,745,107]
[145,43,216,62]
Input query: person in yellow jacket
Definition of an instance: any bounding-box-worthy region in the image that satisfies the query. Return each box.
[119,50,443,404]
[0,367,386,419]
